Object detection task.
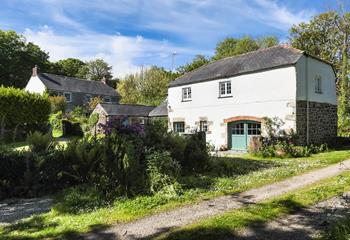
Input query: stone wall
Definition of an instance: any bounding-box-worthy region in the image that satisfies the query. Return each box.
[296,101,337,145]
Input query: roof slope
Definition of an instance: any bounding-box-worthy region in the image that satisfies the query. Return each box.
[38,73,118,96]
[169,46,305,87]
[99,103,155,116]
[149,101,168,117]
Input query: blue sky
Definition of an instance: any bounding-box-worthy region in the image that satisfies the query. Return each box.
[0,0,338,77]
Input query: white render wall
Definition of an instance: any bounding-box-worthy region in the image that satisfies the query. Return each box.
[168,66,298,148]
[25,76,46,94]
[296,55,337,105]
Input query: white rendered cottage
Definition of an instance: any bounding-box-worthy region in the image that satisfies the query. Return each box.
[167,46,337,151]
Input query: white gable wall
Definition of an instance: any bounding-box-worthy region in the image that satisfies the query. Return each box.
[295,55,337,104]
[25,76,46,94]
[168,66,297,148]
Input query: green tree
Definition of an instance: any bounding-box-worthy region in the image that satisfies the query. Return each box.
[257,36,279,49]
[177,55,209,74]
[0,30,50,88]
[289,11,350,135]
[117,66,174,106]
[53,58,86,78]
[213,36,259,60]
[78,59,113,81]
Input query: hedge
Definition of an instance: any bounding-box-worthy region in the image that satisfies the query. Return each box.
[0,86,51,140]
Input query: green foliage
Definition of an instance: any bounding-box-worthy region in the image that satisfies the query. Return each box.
[177,55,209,74]
[48,95,67,113]
[212,36,278,61]
[49,111,63,137]
[183,133,209,172]
[52,58,86,78]
[289,11,350,135]
[249,117,328,158]
[0,147,27,198]
[0,86,51,141]
[78,59,113,81]
[118,66,177,106]
[26,131,55,153]
[146,150,181,195]
[0,30,50,88]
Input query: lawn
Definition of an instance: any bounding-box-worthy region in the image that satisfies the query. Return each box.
[1,149,350,239]
[2,138,69,151]
[156,172,350,240]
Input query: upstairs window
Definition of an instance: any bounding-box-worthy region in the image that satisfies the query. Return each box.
[219,81,232,97]
[173,122,185,133]
[200,120,208,132]
[315,76,322,93]
[64,92,72,103]
[182,87,192,101]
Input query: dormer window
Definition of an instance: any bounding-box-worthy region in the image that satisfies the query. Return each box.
[219,81,232,97]
[315,76,322,94]
[182,87,192,101]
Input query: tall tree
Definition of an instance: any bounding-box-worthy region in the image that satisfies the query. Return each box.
[117,66,174,106]
[78,59,113,81]
[212,36,278,60]
[177,55,209,74]
[0,30,50,88]
[53,58,86,78]
[289,11,350,135]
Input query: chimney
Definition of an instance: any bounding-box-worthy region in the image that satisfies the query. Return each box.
[101,76,106,84]
[32,65,38,77]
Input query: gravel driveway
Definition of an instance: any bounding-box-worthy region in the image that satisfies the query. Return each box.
[0,197,53,225]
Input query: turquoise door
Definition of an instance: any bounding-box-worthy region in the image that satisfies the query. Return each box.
[229,121,261,150]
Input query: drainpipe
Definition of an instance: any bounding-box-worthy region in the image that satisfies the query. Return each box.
[306,56,310,145]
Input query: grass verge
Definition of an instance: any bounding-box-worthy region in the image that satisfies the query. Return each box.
[1,149,350,239]
[155,172,350,240]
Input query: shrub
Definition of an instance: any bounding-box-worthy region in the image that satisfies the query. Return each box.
[183,132,209,172]
[26,131,56,153]
[146,150,181,194]
[49,111,64,137]
[0,86,51,141]
[48,95,67,113]
[0,148,27,197]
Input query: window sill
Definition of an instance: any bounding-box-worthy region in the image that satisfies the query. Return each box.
[182,99,192,102]
[218,95,233,99]
[315,91,323,94]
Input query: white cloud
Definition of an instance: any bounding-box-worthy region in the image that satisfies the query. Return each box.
[23,26,201,77]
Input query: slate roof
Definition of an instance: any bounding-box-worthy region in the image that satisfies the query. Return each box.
[38,73,118,96]
[169,46,306,87]
[99,103,155,116]
[149,101,168,117]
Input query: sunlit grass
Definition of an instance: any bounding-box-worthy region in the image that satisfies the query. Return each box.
[156,172,350,240]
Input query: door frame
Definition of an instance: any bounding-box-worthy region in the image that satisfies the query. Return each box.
[225,116,263,151]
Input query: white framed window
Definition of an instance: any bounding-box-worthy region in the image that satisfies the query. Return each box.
[219,81,232,97]
[173,122,185,133]
[104,96,111,103]
[315,76,322,93]
[199,120,208,132]
[64,92,72,103]
[182,87,192,101]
